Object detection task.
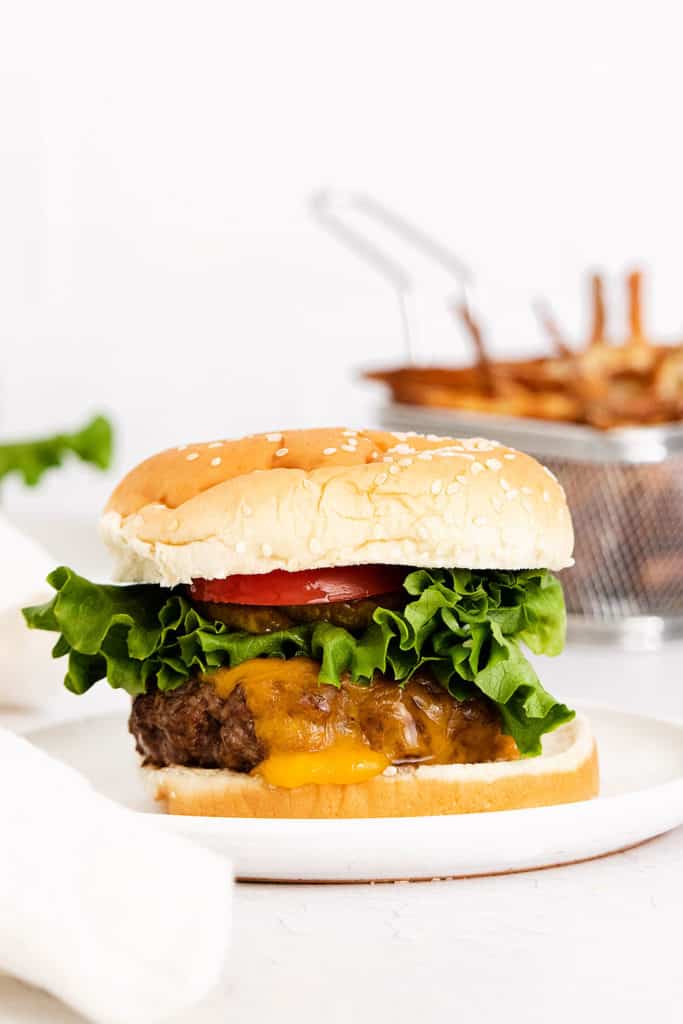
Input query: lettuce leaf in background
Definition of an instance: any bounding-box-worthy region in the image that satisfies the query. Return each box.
[0,414,113,486]
[23,564,573,755]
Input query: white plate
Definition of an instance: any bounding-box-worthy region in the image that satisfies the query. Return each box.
[27,705,683,882]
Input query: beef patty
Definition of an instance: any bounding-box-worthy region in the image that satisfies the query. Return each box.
[129,659,517,771]
[130,681,265,771]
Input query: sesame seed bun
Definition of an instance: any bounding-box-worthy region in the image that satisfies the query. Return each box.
[146,714,598,819]
[101,428,574,585]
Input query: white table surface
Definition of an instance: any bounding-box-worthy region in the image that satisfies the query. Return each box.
[1,511,682,1024]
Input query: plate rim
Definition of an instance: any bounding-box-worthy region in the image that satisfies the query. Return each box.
[25,701,683,831]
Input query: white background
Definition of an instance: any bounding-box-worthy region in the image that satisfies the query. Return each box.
[3,1,683,496]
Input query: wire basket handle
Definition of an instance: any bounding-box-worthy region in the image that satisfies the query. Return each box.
[311,190,473,362]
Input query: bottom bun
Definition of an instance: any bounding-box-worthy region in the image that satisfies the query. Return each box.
[146,714,599,819]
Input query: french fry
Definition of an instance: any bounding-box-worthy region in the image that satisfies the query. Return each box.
[365,270,683,429]
[588,273,607,346]
[626,269,646,346]
[533,300,572,357]
[455,301,499,397]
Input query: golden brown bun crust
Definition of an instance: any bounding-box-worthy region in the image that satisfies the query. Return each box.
[102,428,574,585]
[147,716,598,819]
[108,428,392,516]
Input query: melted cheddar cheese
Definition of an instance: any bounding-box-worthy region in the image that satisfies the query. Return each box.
[205,658,390,785]
[259,744,390,788]
[208,657,320,698]
[201,657,517,788]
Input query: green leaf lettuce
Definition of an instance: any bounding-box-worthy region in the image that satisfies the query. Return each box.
[0,414,113,487]
[23,565,573,755]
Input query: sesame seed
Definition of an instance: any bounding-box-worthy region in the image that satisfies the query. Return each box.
[503,453,516,460]
[418,452,433,461]
[431,480,443,495]
[398,457,413,466]
[521,486,533,495]
[207,441,223,448]
[446,482,459,495]
[323,447,337,455]
[375,473,388,485]
[342,429,358,437]
[474,516,487,526]
[275,448,288,457]
[382,455,394,463]
[470,462,484,475]
[426,434,441,441]
[341,444,356,453]
[391,443,415,455]
[543,490,550,503]
[389,464,400,475]
[456,475,467,485]
[177,444,188,451]
[505,489,519,501]
[235,541,247,553]
[261,543,273,557]
[500,478,511,491]
[186,452,199,461]
[347,437,359,447]
[309,538,322,553]
[486,458,502,471]
[463,438,497,452]
[210,456,222,467]
[522,499,534,513]
[266,432,283,442]
[371,450,380,458]
[302,478,316,491]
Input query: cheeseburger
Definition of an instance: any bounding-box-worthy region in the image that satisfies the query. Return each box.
[24,428,598,817]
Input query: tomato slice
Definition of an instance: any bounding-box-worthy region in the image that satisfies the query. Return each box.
[189,565,407,606]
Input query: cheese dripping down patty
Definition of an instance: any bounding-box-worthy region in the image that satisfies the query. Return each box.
[197,658,518,788]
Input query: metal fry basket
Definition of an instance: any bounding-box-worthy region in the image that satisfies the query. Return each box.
[380,402,683,649]
[310,190,683,649]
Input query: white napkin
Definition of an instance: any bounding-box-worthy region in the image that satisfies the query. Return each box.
[0,512,66,707]
[0,727,232,1024]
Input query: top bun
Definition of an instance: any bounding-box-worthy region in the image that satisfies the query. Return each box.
[101,428,574,586]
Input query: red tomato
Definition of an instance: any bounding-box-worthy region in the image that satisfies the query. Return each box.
[188,565,407,606]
